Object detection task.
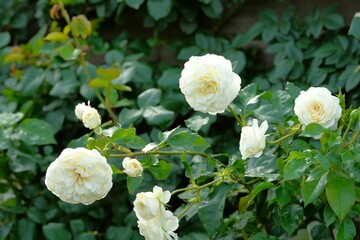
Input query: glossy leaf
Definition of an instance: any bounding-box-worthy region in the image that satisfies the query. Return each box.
[198,183,231,237]
[149,160,172,180]
[43,223,71,240]
[301,167,328,206]
[137,88,162,108]
[284,158,307,181]
[17,119,56,145]
[337,216,356,240]
[326,167,356,221]
[147,0,172,20]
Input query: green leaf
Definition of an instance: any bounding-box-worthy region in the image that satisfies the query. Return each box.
[284,158,307,180]
[0,32,11,48]
[70,219,86,237]
[299,123,326,138]
[323,204,336,227]
[50,79,80,97]
[157,68,181,89]
[224,50,246,73]
[89,77,109,88]
[43,223,71,240]
[143,106,174,127]
[313,43,337,58]
[275,184,293,208]
[17,119,56,145]
[301,166,328,206]
[231,22,264,48]
[59,45,81,61]
[106,226,132,240]
[279,204,304,236]
[125,0,145,9]
[198,183,231,237]
[104,49,124,64]
[18,67,44,97]
[185,115,209,133]
[348,13,360,39]
[118,108,143,127]
[26,207,46,224]
[137,88,162,108]
[0,112,24,127]
[326,166,356,221]
[177,46,202,61]
[149,160,172,180]
[248,182,275,204]
[17,218,35,240]
[146,0,172,20]
[44,32,69,42]
[110,164,123,174]
[127,175,143,193]
[96,67,121,82]
[337,216,356,240]
[111,128,146,149]
[167,130,210,152]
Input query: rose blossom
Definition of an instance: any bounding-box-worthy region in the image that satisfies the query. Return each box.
[134,186,178,240]
[133,186,171,221]
[75,102,101,129]
[179,54,241,115]
[138,210,179,240]
[45,147,113,205]
[294,87,342,130]
[239,119,268,160]
[122,157,143,177]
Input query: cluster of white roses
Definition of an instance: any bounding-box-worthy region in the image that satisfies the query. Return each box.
[44,53,343,240]
[134,186,179,240]
[179,54,342,160]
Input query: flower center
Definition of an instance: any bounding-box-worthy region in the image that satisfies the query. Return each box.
[197,72,218,95]
[308,102,324,120]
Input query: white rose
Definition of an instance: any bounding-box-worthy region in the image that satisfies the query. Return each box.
[133,186,171,221]
[75,102,91,120]
[82,107,101,129]
[122,157,143,177]
[138,210,178,240]
[239,119,268,160]
[45,147,113,205]
[179,54,241,115]
[294,87,342,130]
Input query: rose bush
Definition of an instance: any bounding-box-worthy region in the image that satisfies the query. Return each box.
[1,1,360,239]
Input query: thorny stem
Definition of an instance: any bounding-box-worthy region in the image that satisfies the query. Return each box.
[267,125,301,144]
[171,178,222,196]
[345,128,360,147]
[110,150,209,159]
[57,0,118,124]
[227,105,243,127]
[176,201,195,220]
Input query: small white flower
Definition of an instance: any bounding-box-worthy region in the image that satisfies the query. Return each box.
[134,186,178,240]
[82,107,101,129]
[133,186,171,221]
[75,102,101,129]
[179,54,241,115]
[122,157,143,177]
[294,87,342,130]
[239,119,268,160]
[45,147,113,205]
[75,102,91,120]
[138,210,179,240]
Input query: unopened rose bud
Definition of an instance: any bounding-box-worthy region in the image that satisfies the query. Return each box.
[122,157,143,177]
